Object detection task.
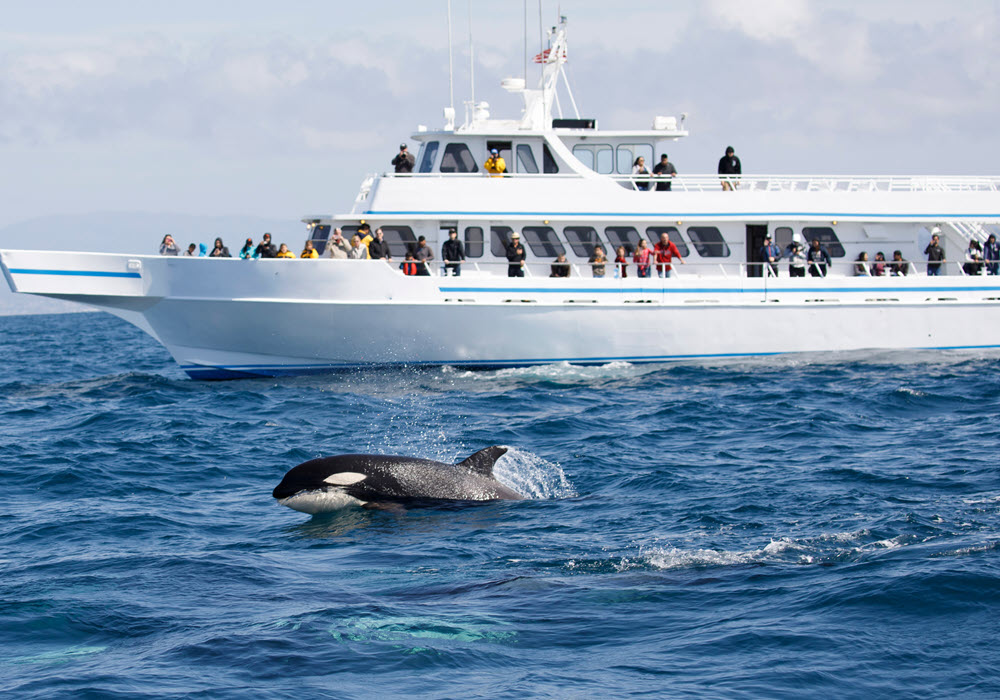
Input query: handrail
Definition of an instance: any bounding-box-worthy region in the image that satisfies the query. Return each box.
[378,171,1000,193]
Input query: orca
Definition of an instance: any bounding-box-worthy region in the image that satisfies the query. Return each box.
[272,445,523,514]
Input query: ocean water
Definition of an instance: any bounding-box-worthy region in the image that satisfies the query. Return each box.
[2,312,999,699]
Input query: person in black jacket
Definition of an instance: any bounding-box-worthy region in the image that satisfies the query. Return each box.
[718,146,741,191]
[254,232,277,258]
[391,143,415,173]
[368,228,392,261]
[506,232,526,277]
[924,231,945,276]
[806,238,832,277]
[209,237,231,258]
[441,229,465,276]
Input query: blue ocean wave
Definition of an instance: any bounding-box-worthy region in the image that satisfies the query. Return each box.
[1,313,999,698]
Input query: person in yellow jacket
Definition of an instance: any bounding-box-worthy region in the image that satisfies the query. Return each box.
[358,223,374,252]
[484,148,506,177]
[276,243,296,258]
[300,241,318,258]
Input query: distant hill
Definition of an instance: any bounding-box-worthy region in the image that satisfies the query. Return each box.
[0,212,306,315]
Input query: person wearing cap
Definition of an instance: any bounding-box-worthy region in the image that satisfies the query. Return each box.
[484,148,506,177]
[506,232,526,277]
[652,154,677,192]
[414,235,433,275]
[787,241,806,277]
[760,234,781,277]
[718,146,741,191]
[358,223,374,253]
[441,228,465,276]
[392,143,415,174]
[254,232,277,258]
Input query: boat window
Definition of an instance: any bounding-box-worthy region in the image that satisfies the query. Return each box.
[801,227,846,257]
[604,226,641,254]
[687,227,731,257]
[517,145,539,174]
[309,225,331,256]
[418,141,439,173]
[380,226,417,258]
[465,227,484,258]
[571,144,613,174]
[616,144,654,174]
[521,226,566,258]
[563,226,604,257]
[774,226,794,252]
[440,143,479,173]
[491,226,515,256]
[543,143,559,174]
[645,226,690,257]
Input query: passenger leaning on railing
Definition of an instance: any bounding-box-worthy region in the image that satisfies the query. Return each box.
[550,254,571,278]
[654,232,685,278]
[924,232,945,276]
[964,239,983,275]
[239,238,257,260]
[326,228,351,259]
[589,245,607,278]
[300,241,318,258]
[871,251,887,277]
[985,234,1000,275]
[890,250,908,276]
[614,246,628,278]
[807,239,831,277]
[506,232,526,277]
[633,239,653,278]
[787,242,806,277]
[159,235,180,256]
[348,235,369,259]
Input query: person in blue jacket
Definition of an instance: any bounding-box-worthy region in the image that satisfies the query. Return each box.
[760,234,781,276]
[984,234,999,275]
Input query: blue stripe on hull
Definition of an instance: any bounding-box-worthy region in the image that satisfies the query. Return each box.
[9,268,141,279]
[180,344,1000,380]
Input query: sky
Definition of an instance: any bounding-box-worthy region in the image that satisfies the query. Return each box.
[0,0,998,231]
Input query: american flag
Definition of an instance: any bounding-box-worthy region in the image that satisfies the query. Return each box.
[532,47,567,63]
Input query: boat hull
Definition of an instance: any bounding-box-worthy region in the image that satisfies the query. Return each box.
[5,250,1000,379]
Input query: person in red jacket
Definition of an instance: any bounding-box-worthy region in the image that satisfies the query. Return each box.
[654,232,685,278]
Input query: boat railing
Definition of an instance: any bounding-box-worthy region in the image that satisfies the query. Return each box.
[380,171,1000,193]
[391,258,995,280]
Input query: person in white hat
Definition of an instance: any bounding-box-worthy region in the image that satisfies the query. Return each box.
[484,148,506,177]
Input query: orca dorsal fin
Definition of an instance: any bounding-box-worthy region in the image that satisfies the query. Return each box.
[457,446,508,477]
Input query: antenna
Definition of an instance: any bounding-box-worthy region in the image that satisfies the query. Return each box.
[469,0,475,123]
[538,0,544,125]
[447,0,454,116]
[523,0,527,87]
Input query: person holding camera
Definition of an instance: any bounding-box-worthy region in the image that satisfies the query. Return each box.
[392,143,415,174]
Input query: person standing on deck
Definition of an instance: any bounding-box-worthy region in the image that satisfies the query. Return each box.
[924,230,945,276]
[984,234,1000,275]
[807,239,831,277]
[654,232,685,278]
[761,234,781,277]
[506,232,526,277]
[442,229,465,276]
[484,148,506,177]
[391,143,415,173]
[718,146,741,191]
[652,154,677,191]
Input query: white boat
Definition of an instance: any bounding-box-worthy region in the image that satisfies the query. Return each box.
[4,18,1000,379]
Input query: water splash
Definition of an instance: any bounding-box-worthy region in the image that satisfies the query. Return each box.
[493,447,576,499]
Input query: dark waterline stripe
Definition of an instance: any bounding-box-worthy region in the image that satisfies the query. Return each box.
[180,345,1000,379]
